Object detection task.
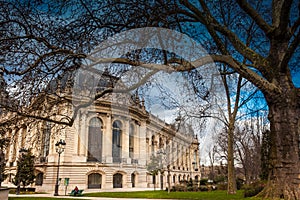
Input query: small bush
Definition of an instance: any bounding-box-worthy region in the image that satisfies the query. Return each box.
[199,185,209,191]
[174,184,186,191]
[243,181,265,197]
[236,178,244,190]
[217,183,227,190]
[186,185,198,192]
[214,175,226,184]
[9,187,36,194]
[200,179,208,185]
[171,186,176,192]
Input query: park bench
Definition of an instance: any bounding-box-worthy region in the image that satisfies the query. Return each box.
[68,189,84,196]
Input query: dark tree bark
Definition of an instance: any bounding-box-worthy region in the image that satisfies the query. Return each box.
[261,83,300,199]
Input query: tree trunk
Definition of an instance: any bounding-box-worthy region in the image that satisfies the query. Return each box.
[227,123,237,194]
[258,88,300,199]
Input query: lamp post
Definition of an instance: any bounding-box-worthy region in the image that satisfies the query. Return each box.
[16,148,28,195]
[54,139,66,196]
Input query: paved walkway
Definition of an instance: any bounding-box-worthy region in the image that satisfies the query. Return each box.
[9,193,165,200]
[9,188,172,200]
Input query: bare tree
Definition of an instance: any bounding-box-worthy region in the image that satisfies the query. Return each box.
[235,116,268,185]
[1,1,300,198]
[216,110,269,185]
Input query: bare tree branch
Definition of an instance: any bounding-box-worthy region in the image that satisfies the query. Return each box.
[236,0,273,35]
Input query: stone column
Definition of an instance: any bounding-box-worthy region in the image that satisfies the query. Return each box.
[196,149,199,170]
[171,141,176,168]
[153,135,158,155]
[74,112,80,156]
[104,114,112,163]
[79,110,87,157]
[133,122,140,162]
[139,121,147,166]
[122,118,130,164]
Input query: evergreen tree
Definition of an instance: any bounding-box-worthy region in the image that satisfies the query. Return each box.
[13,150,36,188]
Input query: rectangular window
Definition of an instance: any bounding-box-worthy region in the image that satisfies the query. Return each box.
[152,175,156,184]
[42,122,51,157]
[129,135,134,158]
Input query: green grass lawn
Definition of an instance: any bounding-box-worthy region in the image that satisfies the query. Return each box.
[83,190,260,200]
[8,190,262,200]
[9,198,81,200]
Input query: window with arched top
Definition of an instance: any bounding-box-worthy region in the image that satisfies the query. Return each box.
[88,173,102,189]
[159,137,163,148]
[88,117,103,162]
[194,150,198,168]
[195,175,199,182]
[131,173,136,187]
[112,120,122,163]
[151,135,155,154]
[42,122,51,158]
[35,172,43,186]
[173,175,176,183]
[129,124,134,159]
[113,173,123,188]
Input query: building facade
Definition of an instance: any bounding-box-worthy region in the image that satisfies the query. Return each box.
[3,84,200,193]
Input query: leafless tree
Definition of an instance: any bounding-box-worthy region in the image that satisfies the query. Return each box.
[1,0,300,198]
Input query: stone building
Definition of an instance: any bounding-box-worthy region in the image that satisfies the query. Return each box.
[2,73,200,193]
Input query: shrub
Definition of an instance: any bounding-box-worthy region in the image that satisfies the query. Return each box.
[200,179,208,185]
[217,183,227,190]
[236,178,244,190]
[214,175,226,184]
[186,185,198,192]
[174,184,186,192]
[187,178,193,187]
[243,181,265,197]
[187,186,193,191]
[9,187,36,194]
[171,186,176,192]
[199,185,209,191]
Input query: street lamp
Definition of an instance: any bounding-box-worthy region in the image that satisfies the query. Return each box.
[16,148,28,195]
[54,139,66,196]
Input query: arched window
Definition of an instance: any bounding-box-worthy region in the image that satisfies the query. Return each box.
[160,174,164,189]
[159,137,163,148]
[113,173,123,188]
[152,174,156,184]
[194,150,198,169]
[173,175,176,183]
[88,118,103,162]
[35,172,43,186]
[131,173,136,188]
[177,144,180,166]
[88,173,102,189]
[151,135,155,154]
[112,121,122,163]
[129,124,134,159]
[195,175,199,182]
[42,122,51,158]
